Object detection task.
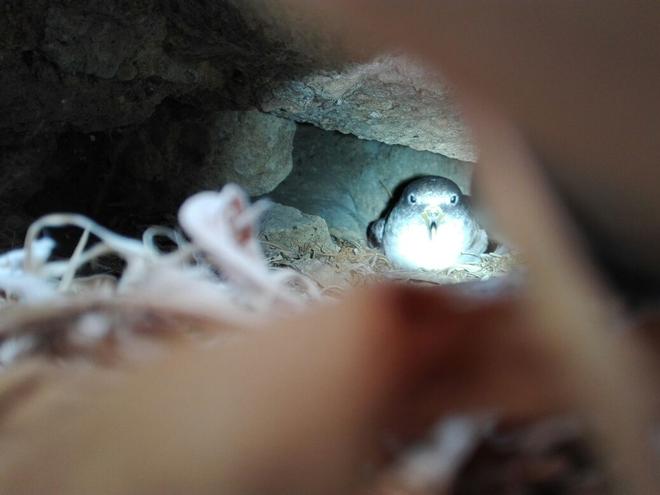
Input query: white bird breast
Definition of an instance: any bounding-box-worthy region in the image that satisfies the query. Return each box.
[386,217,466,270]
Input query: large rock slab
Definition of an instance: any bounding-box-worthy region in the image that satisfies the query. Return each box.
[262,56,475,161]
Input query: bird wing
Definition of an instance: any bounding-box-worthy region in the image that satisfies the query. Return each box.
[465,224,489,255]
[461,195,490,255]
[367,218,386,247]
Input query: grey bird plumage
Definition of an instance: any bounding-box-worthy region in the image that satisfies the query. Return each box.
[369,176,488,270]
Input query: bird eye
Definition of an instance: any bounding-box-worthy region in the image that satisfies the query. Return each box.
[450,194,458,205]
[408,194,417,204]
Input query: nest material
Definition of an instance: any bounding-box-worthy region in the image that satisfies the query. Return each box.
[0,185,322,370]
[267,236,522,292]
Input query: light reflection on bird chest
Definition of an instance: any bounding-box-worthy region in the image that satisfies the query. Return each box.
[385,216,466,271]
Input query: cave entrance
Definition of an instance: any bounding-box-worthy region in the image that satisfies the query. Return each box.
[259,124,518,289]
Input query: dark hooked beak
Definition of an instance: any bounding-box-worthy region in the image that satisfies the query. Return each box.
[428,220,438,240]
[422,207,444,240]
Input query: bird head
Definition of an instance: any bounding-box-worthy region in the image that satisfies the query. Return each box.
[400,176,463,240]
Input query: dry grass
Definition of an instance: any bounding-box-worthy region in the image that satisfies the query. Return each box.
[266,237,522,293]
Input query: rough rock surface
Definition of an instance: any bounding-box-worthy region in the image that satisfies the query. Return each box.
[1,0,317,248]
[0,0,320,144]
[263,56,475,161]
[259,202,338,256]
[270,125,473,242]
[0,0,474,250]
[1,1,470,153]
[205,111,295,195]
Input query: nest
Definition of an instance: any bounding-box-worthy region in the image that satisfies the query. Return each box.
[266,236,522,294]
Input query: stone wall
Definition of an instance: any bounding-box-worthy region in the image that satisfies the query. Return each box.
[0,0,474,250]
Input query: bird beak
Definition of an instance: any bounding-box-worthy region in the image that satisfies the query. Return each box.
[422,207,444,240]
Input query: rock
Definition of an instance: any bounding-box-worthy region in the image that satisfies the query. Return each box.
[0,0,475,251]
[204,111,296,196]
[1,2,471,154]
[0,0,314,145]
[262,55,475,161]
[270,125,474,242]
[42,6,155,80]
[259,203,339,256]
